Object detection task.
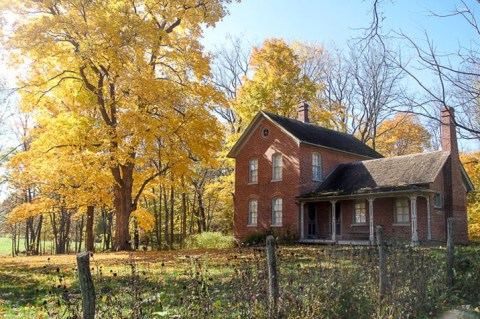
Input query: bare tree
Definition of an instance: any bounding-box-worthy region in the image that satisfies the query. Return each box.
[364,0,480,141]
[320,40,405,148]
[210,35,252,133]
[319,48,355,132]
[348,39,405,148]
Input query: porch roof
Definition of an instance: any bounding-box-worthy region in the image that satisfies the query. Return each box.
[299,151,450,201]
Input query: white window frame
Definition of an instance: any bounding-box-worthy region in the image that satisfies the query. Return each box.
[272,197,282,226]
[394,198,410,224]
[248,158,258,184]
[353,200,367,224]
[248,199,258,226]
[312,153,322,181]
[272,153,282,181]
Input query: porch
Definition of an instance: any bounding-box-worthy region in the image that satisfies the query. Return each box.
[298,190,434,246]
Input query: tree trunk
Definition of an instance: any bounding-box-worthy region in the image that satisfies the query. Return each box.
[86,206,95,252]
[35,215,43,255]
[170,185,174,245]
[163,188,169,248]
[153,188,162,249]
[133,218,139,250]
[197,192,206,233]
[25,219,30,253]
[113,164,135,251]
[78,215,84,253]
[181,192,187,248]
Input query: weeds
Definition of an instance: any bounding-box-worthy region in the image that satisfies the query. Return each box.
[1,245,479,318]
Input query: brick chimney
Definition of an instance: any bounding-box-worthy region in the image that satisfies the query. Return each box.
[297,102,310,123]
[440,106,458,156]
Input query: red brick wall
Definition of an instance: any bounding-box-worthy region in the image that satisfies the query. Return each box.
[431,170,447,241]
[299,144,369,195]
[234,117,301,240]
[233,116,374,241]
[233,113,469,244]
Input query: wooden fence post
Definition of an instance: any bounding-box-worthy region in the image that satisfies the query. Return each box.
[447,218,455,290]
[376,226,387,309]
[77,251,95,319]
[266,235,279,318]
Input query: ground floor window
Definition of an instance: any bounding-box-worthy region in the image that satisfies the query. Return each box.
[394,198,410,223]
[353,200,366,224]
[248,199,258,226]
[272,198,282,226]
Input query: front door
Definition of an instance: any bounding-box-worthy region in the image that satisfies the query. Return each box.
[335,202,342,236]
[307,204,316,238]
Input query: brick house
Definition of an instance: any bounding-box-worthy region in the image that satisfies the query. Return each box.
[227,104,474,245]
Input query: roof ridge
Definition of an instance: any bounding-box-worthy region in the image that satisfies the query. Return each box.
[262,110,355,138]
[261,110,383,159]
[360,150,448,164]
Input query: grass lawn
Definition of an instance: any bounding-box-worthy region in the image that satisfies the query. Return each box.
[0,238,17,256]
[0,248,253,318]
[0,237,105,256]
[0,245,479,318]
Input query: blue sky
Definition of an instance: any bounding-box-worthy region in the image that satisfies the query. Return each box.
[201,0,480,152]
[202,0,477,53]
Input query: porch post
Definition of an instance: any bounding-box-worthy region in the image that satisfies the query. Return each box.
[368,197,375,244]
[426,196,432,241]
[410,195,419,246]
[300,202,305,240]
[330,200,337,242]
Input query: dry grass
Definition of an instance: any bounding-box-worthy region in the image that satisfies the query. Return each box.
[0,245,479,318]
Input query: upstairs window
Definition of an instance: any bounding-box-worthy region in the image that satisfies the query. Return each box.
[272,197,282,226]
[312,153,322,181]
[353,200,367,224]
[394,198,410,224]
[249,158,258,184]
[248,199,258,226]
[272,153,282,181]
[434,193,442,208]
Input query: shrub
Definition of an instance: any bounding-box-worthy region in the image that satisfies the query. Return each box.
[243,228,299,246]
[184,232,235,249]
[243,231,268,245]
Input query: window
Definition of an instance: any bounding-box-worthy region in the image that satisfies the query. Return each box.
[312,153,322,181]
[248,199,258,226]
[262,128,269,137]
[353,200,366,224]
[248,158,258,183]
[394,198,410,224]
[272,153,282,180]
[272,198,282,226]
[434,193,442,208]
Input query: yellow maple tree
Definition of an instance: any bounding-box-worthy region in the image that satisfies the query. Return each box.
[375,113,431,157]
[1,0,229,250]
[461,152,480,241]
[234,38,318,126]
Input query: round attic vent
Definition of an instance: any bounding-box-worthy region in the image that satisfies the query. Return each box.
[262,128,269,137]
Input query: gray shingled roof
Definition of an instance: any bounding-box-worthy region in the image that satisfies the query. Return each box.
[302,151,450,198]
[263,112,382,159]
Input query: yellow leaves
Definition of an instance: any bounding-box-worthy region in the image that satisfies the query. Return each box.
[131,207,155,231]
[235,38,319,127]
[375,114,431,157]
[461,152,480,241]
[8,196,56,224]
[3,0,230,237]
